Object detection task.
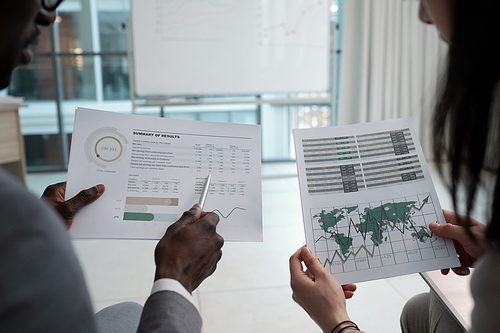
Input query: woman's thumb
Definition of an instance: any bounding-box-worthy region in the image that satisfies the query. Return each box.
[429,222,466,243]
[301,247,325,277]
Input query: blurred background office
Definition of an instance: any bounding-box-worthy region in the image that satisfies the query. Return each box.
[3,0,346,172]
[0,0,453,332]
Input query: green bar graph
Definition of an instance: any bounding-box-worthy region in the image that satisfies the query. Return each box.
[123,212,178,222]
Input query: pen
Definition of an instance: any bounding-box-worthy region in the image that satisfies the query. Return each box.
[198,173,211,210]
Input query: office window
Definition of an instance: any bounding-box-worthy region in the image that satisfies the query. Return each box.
[8,26,54,101]
[291,105,333,129]
[58,1,92,53]
[9,56,56,101]
[102,56,130,100]
[61,56,97,100]
[8,0,344,170]
[98,1,129,52]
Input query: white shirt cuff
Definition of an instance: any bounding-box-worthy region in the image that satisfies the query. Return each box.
[151,278,199,311]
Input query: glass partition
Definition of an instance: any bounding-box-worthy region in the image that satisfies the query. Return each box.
[8,0,344,170]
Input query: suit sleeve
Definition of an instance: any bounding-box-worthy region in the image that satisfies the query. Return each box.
[137,291,202,333]
[0,169,97,333]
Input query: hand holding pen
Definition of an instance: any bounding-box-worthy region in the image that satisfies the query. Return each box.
[153,173,223,293]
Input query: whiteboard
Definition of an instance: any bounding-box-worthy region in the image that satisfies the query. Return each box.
[130,0,331,96]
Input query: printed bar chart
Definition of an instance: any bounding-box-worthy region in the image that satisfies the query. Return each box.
[123,196,179,222]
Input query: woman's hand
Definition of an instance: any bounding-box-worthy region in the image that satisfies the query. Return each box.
[290,246,356,333]
[430,210,491,276]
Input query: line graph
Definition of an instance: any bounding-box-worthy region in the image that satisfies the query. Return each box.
[311,193,453,273]
[213,207,246,218]
[316,211,435,265]
[161,0,232,15]
[256,0,329,48]
[323,243,377,265]
[155,0,237,40]
[315,196,434,246]
[260,1,324,38]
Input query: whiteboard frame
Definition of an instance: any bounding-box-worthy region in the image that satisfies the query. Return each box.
[130,0,332,98]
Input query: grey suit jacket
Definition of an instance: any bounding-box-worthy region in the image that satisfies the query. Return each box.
[0,168,96,332]
[0,168,202,332]
[138,291,202,332]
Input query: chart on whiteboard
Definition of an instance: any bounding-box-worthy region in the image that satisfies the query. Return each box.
[257,0,327,49]
[154,0,237,41]
[293,118,459,284]
[131,0,330,95]
[152,0,327,47]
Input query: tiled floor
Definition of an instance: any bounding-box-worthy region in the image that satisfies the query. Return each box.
[26,162,461,333]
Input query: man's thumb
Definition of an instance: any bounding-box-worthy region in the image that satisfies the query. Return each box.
[177,204,202,226]
[67,184,105,210]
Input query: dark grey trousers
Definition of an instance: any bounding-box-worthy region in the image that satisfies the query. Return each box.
[400,291,465,333]
[95,302,143,333]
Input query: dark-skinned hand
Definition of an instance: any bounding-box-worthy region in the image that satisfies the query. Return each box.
[41,182,105,229]
[154,204,224,294]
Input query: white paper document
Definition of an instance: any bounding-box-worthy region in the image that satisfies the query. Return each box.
[293,118,459,284]
[66,108,262,242]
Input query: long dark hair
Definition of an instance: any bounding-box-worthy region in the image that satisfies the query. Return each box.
[432,0,500,242]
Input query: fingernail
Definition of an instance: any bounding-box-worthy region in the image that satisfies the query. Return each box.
[429,222,438,230]
[96,184,105,194]
[301,247,313,256]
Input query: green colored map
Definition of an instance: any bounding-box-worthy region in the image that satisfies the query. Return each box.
[314,206,357,257]
[314,197,431,259]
